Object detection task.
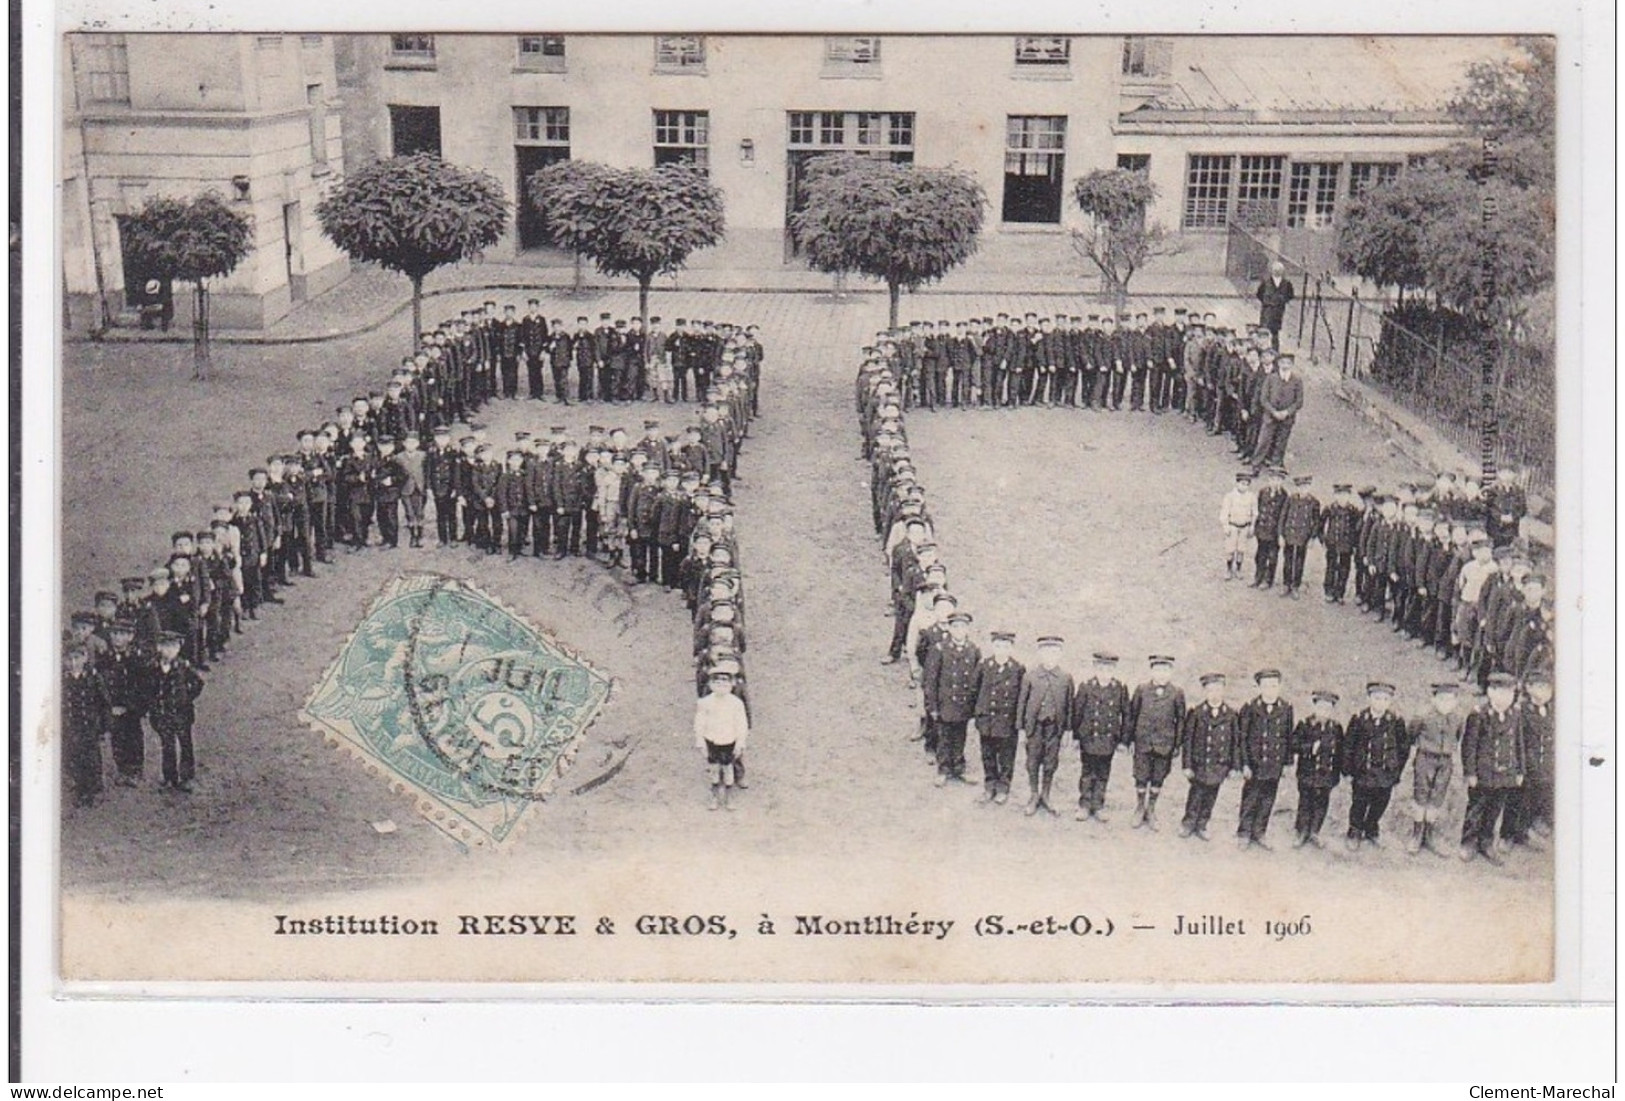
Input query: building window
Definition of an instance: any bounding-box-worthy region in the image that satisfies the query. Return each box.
[514,106,570,145]
[515,108,571,250]
[389,104,442,157]
[307,83,329,173]
[824,36,881,75]
[1349,160,1401,198]
[788,111,914,159]
[1235,154,1285,226]
[516,35,566,72]
[785,110,916,256]
[1182,154,1234,229]
[654,35,706,73]
[1287,161,1341,228]
[1116,153,1150,174]
[1002,115,1067,224]
[80,33,130,104]
[389,34,436,60]
[653,110,710,171]
[1121,36,1172,77]
[300,34,323,48]
[1013,36,1071,66]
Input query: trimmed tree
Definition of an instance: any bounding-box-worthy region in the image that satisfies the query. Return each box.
[790,154,986,328]
[1070,167,1183,312]
[316,153,509,345]
[530,162,725,328]
[524,159,616,294]
[116,192,252,380]
[1335,165,1455,300]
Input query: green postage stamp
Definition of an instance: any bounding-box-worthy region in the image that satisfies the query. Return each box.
[300,574,613,847]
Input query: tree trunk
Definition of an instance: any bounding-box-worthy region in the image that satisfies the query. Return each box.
[638,277,651,332]
[410,274,424,347]
[573,251,584,294]
[191,281,210,382]
[887,280,901,329]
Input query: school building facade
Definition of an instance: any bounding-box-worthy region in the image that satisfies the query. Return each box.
[62,32,351,333]
[334,33,1499,276]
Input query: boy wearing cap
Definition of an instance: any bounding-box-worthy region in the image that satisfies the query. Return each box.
[147,631,205,793]
[395,434,427,549]
[1251,467,1289,589]
[425,428,460,546]
[337,435,377,549]
[1404,682,1464,855]
[1179,673,1238,840]
[1237,669,1294,849]
[1127,656,1185,829]
[1218,472,1257,581]
[972,631,1025,804]
[924,611,982,787]
[63,643,111,807]
[522,299,549,400]
[1070,652,1130,822]
[1016,636,1073,815]
[1278,474,1322,599]
[1320,483,1362,603]
[1291,689,1343,847]
[1459,672,1526,863]
[1341,681,1411,849]
[99,618,148,785]
[1504,670,1554,848]
[373,436,406,549]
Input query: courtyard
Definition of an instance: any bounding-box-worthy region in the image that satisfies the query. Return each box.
[58,283,1551,984]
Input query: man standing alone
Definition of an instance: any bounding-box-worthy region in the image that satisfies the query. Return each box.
[1255,260,1295,351]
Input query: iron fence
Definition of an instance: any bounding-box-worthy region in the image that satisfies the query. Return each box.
[1224,224,1554,494]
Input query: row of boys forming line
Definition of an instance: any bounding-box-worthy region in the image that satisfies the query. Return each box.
[1217,467,1553,689]
[871,310,1303,467]
[856,347,1553,861]
[61,301,762,809]
[417,299,761,407]
[899,609,1554,861]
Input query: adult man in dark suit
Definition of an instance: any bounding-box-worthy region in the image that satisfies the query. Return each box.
[1252,353,1304,469]
[1255,261,1296,350]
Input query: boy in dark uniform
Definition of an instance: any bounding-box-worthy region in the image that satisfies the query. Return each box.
[1070,651,1129,822]
[147,630,205,793]
[1278,474,1322,599]
[1236,669,1294,849]
[1251,467,1289,589]
[1291,689,1343,848]
[62,642,111,807]
[1016,635,1073,815]
[971,630,1024,805]
[100,619,147,786]
[338,435,376,549]
[521,300,549,400]
[1127,655,1185,829]
[1504,668,1554,848]
[924,611,981,787]
[1341,680,1411,849]
[1320,483,1362,603]
[1459,672,1525,864]
[1179,672,1238,841]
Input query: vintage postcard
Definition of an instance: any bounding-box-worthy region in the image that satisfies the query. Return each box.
[41,18,1596,996]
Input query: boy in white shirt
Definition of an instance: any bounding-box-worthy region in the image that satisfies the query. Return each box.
[1218,471,1258,581]
[693,670,751,811]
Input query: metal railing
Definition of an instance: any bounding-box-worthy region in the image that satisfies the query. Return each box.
[1224,223,1554,494]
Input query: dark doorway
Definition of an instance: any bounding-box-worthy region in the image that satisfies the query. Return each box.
[515,145,570,250]
[389,105,442,157]
[783,149,831,260]
[1002,156,1064,224]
